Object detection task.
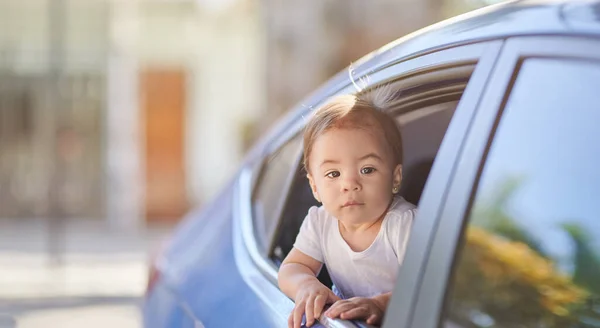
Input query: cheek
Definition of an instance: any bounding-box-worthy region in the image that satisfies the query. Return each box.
[366,174,393,193]
[316,180,338,197]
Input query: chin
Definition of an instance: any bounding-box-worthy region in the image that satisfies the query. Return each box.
[338,211,374,224]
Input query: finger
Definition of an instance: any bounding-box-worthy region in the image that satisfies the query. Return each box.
[327,290,341,303]
[326,301,355,318]
[305,295,315,327]
[288,311,294,328]
[313,294,327,319]
[366,314,381,325]
[325,300,348,318]
[293,303,305,328]
[323,300,342,317]
[340,306,369,320]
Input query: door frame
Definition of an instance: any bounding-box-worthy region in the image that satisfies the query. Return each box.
[381,39,504,327]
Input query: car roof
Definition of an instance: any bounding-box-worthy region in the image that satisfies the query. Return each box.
[296,0,600,112]
[362,0,600,73]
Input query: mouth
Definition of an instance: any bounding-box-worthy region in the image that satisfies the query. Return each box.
[342,201,364,208]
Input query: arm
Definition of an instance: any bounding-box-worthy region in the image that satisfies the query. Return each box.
[278,248,322,299]
[279,248,340,328]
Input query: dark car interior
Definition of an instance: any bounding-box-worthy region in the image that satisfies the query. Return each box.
[268,64,474,287]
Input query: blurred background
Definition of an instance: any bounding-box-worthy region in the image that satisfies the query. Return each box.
[0,0,501,327]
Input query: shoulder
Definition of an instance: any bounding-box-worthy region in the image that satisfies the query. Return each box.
[302,205,334,230]
[388,196,417,218]
[384,197,417,230]
[306,205,332,220]
[294,206,332,263]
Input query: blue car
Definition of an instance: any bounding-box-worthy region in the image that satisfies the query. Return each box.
[144,0,600,327]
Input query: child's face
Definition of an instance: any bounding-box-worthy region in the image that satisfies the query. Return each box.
[307,127,402,226]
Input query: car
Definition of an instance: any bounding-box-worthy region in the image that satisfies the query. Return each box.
[143,0,600,327]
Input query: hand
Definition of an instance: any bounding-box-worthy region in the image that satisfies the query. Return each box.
[289,280,340,328]
[324,297,386,326]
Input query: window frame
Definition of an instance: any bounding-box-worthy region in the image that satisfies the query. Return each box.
[401,36,600,328]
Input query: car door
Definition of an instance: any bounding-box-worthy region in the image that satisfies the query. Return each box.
[234,39,505,327]
[397,36,600,328]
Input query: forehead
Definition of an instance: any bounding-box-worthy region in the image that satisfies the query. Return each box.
[328,110,378,130]
[310,127,389,160]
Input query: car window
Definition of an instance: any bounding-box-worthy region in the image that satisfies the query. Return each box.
[443,59,600,328]
[269,70,472,282]
[252,134,303,254]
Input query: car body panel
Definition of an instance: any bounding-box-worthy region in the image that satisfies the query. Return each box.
[145,183,274,327]
[144,282,197,328]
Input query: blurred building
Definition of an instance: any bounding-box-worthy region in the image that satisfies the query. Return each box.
[106,0,264,228]
[0,0,108,221]
[0,0,264,229]
[0,0,493,229]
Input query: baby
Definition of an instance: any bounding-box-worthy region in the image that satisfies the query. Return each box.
[278,92,417,328]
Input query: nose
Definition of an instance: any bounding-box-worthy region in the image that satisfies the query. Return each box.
[341,173,361,192]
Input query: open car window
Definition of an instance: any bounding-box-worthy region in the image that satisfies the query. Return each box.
[269,65,475,289]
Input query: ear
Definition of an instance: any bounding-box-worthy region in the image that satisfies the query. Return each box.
[392,164,402,189]
[306,173,321,203]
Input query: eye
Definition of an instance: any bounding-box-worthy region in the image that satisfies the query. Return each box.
[325,171,340,179]
[360,167,376,175]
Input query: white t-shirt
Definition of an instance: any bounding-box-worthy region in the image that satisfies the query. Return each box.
[293,196,417,299]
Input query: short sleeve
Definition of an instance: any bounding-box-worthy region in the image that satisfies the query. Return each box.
[293,206,324,262]
[388,207,417,265]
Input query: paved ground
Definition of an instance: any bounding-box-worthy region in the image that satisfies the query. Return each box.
[0,219,173,328]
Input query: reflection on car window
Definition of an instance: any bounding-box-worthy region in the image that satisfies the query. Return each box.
[444,59,600,328]
[252,135,303,254]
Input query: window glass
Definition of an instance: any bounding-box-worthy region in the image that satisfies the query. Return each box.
[444,59,600,327]
[252,135,303,254]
